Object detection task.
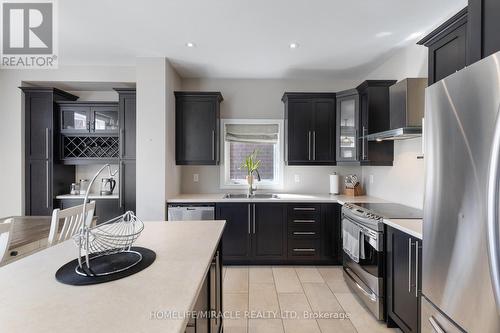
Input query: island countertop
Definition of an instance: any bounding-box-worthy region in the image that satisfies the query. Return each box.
[0,220,226,333]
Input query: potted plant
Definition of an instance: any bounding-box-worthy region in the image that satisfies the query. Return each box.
[240,149,261,196]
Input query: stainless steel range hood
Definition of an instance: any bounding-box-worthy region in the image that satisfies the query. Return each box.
[366,78,426,141]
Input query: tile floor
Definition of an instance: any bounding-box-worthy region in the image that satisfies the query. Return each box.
[222,266,399,333]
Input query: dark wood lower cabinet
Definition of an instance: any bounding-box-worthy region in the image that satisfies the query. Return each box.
[217,202,340,264]
[120,159,136,212]
[386,226,422,333]
[185,244,222,333]
[322,203,342,262]
[252,204,287,260]
[216,203,251,262]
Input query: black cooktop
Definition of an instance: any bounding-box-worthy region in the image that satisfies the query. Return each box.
[352,203,423,219]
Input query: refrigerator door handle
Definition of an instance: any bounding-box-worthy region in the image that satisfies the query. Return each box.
[487,106,500,314]
[415,240,419,298]
[408,238,412,293]
[428,316,445,333]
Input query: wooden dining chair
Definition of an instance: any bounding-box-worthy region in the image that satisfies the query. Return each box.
[0,218,13,266]
[48,201,96,246]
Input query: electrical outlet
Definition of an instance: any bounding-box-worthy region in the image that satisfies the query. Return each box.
[193,174,199,182]
[294,174,300,183]
[369,174,374,184]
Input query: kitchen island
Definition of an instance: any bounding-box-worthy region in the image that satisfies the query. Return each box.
[0,220,225,333]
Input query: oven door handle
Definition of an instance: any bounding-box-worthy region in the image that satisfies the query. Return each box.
[344,267,377,302]
[342,217,381,251]
[342,216,377,239]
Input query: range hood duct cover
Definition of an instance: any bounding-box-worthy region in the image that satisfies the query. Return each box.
[367,78,427,141]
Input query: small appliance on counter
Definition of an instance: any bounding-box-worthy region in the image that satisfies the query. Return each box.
[79,179,89,195]
[329,172,340,195]
[344,174,363,196]
[70,183,80,195]
[100,177,116,195]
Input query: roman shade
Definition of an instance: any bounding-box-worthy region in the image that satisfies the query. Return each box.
[225,123,279,144]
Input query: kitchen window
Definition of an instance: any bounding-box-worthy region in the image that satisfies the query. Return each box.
[220,119,283,189]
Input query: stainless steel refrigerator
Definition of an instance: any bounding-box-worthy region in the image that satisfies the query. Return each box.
[423,51,500,332]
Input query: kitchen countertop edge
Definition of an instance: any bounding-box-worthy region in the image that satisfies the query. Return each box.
[167,193,423,239]
[383,218,423,240]
[167,193,387,204]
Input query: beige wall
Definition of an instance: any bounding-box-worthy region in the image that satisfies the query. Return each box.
[136,58,181,220]
[179,78,362,194]
[362,44,428,208]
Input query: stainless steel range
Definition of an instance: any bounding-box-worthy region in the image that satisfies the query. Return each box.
[341,203,422,320]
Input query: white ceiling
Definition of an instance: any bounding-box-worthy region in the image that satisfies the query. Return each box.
[59,0,467,79]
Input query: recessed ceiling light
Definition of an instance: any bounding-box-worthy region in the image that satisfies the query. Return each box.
[289,42,299,49]
[376,32,393,38]
[185,42,196,48]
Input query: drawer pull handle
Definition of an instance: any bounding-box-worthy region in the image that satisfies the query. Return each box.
[293,207,316,211]
[293,232,316,235]
[293,219,316,223]
[293,248,316,252]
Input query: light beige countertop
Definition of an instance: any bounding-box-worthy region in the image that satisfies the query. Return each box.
[167,193,387,204]
[0,221,226,333]
[384,218,423,239]
[167,193,424,239]
[56,194,119,200]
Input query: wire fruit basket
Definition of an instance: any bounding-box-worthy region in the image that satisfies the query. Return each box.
[74,164,144,277]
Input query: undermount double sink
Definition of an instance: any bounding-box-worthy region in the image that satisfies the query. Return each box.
[223,193,279,199]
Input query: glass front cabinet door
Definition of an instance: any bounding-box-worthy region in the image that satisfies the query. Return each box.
[60,106,91,133]
[92,106,119,133]
[59,102,119,134]
[336,90,359,162]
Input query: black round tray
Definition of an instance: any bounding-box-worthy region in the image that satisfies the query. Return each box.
[55,247,156,286]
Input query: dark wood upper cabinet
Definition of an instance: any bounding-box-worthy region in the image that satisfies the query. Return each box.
[468,0,500,63]
[114,88,136,160]
[417,2,500,84]
[175,92,223,165]
[114,88,136,214]
[20,87,78,215]
[418,8,468,85]
[282,93,336,165]
[336,89,359,163]
[336,81,395,166]
[58,101,119,135]
[386,226,422,333]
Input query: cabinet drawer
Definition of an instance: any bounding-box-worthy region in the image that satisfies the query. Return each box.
[288,204,321,219]
[288,224,320,239]
[288,239,320,258]
[288,216,320,227]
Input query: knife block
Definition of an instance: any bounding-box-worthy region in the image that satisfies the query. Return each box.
[344,185,363,196]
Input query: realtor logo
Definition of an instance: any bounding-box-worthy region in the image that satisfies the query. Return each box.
[1,0,58,68]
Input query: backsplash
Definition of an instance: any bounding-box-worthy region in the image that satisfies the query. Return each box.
[180,165,362,194]
[75,164,120,195]
[361,138,424,209]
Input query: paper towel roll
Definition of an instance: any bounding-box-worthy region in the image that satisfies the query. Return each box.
[330,173,340,194]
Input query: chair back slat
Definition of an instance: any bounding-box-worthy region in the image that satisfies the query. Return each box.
[48,201,96,246]
[0,218,14,265]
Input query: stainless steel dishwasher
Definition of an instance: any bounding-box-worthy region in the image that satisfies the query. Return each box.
[167,204,215,221]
